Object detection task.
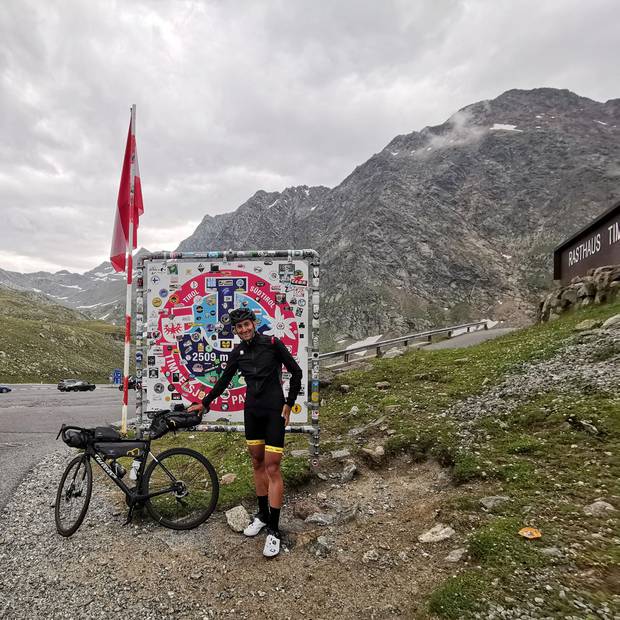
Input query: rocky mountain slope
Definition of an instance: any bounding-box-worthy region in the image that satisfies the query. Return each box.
[178,88,620,340]
[3,88,619,340]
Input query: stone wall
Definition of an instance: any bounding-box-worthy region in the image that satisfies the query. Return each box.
[538,264,620,322]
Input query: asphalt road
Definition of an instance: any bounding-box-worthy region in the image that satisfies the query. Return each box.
[0,385,135,510]
[423,326,516,349]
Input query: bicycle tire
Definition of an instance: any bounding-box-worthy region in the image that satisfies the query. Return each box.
[55,454,93,537]
[143,447,219,530]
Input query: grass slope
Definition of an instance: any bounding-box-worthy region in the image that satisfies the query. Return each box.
[153,299,619,618]
[0,287,124,383]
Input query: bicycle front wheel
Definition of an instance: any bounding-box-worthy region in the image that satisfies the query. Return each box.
[55,454,92,537]
[144,448,219,530]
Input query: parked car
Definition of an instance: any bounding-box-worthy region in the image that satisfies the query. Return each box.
[118,375,137,390]
[57,379,96,392]
[0,385,11,393]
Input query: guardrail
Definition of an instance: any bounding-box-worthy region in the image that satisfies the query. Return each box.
[319,320,489,363]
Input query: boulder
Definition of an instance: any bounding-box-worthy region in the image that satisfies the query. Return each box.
[293,499,321,520]
[602,314,620,329]
[225,505,250,532]
[220,473,237,485]
[375,381,391,389]
[340,460,357,483]
[418,524,455,543]
[583,501,616,517]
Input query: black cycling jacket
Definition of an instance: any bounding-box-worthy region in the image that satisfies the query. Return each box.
[202,333,302,411]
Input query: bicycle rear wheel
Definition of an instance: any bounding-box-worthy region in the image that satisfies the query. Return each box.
[143,447,219,530]
[55,454,92,537]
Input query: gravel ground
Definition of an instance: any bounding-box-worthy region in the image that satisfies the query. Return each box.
[0,449,456,620]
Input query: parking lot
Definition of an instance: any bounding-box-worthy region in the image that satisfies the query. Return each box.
[0,384,135,509]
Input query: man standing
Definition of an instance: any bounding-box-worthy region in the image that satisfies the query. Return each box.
[188,307,302,557]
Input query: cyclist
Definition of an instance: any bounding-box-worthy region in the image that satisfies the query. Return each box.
[188,307,302,557]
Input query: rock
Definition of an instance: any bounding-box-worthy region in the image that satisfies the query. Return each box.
[445,547,467,562]
[340,461,357,483]
[574,319,602,331]
[602,314,620,329]
[375,381,391,389]
[383,348,404,359]
[362,549,379,562]
[293,499,321,520]
[583,500,616,517]
[331,448,351,461]
[480,495,510,510]
[349,405,360,416]
[361,446,385,464]
[225,505,250,532]
[338,384,351,393]
[305,512,334,526]
[418,524,455,543]
[335,502,359,524]
[312,536,332,557]
[348,425,365,437]
[291,449,309,457]
[220,473,237,485]
[383,405,400,414]
[534,597,544,604]
[540,546,563,558]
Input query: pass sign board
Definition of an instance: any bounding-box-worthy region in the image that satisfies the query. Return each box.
[135,250,320,425]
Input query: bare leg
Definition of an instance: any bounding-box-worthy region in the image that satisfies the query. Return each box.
[248,444,268,496]
[264,451,283,509]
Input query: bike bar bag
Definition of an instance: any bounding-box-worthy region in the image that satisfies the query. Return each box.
[167,412,203,431]
[94,441,145,459]
[148,412,203,439]
[94,427,121,442]
[62,429,89,449]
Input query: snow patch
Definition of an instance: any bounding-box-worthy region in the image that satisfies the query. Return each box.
[310,206,317,211]
[390,151,399,156]
[267,199,279,209]
[501,253,512,260]
[58,284,82,289]
[304,188,310,196]
[594,120,608,126]
[76,300,118,309]
[490,124,523,132]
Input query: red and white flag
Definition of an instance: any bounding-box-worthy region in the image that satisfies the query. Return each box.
[110,121,144,272]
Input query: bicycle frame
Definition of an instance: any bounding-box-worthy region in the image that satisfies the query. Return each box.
[85,442,183,505]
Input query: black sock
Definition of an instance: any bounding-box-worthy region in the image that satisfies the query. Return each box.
[268,506,281,534]
[257,495,269,521]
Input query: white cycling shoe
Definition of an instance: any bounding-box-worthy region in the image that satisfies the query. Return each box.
[243,515,267,537]
[263,530,281,558]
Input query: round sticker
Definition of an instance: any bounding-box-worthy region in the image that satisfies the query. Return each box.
[154,383,164,393]
[152,297,162,308]
[292,403,302,414]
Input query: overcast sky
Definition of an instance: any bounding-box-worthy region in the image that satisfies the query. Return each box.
[1,0,618,273]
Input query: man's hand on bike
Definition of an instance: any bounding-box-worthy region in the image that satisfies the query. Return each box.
[188,402,208,414]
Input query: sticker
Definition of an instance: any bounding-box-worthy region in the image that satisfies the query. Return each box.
[159,288,169,298]
[152,297,162,308]
[292,403,302,414]
[154,383,164,394]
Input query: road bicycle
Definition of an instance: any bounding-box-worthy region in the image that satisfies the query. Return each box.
[55,409,218,537]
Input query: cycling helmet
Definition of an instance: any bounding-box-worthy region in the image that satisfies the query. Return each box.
[229,307,256,325]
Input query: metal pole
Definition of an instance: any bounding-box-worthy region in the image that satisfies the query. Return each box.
[121,104,136,435]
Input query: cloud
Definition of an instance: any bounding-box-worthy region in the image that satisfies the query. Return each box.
[0,0,619,272]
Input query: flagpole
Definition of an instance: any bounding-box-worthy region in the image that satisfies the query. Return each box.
[121,104,136,434]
